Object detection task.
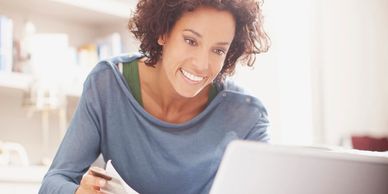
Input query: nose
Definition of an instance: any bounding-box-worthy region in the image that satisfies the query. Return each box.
[190,49,209,75]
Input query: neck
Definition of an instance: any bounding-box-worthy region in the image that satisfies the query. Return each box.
[139,58,210,122]
[153,64,209,112]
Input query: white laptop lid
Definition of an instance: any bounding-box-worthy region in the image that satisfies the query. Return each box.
[210,140,388,194]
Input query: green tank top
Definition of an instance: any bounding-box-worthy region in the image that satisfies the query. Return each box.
[123,60,218,107]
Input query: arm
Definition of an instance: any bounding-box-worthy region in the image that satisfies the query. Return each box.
[39,79,102,194]
[245,108,270,143]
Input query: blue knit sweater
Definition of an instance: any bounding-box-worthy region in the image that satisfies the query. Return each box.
[39,53,270,194]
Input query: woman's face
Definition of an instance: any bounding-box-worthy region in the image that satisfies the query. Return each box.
[158,6,236,98]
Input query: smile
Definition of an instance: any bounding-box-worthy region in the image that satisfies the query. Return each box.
[180,68,205,82]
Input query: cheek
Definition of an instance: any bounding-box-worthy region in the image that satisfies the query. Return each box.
[163,42,188,66]
[161,47,181,71]
[211,55,226,71]
[210,60,224,78]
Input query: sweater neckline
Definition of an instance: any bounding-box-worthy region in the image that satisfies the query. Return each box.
[107,54,227,129]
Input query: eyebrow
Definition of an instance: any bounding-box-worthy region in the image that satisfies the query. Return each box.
[183,29,231,46]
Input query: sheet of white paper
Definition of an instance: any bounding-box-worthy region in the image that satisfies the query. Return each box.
[100,160,139,194]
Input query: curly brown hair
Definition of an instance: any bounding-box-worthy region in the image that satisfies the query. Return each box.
[128,0,270,81]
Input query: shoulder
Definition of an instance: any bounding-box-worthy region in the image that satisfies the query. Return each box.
[83,53,143,87]
[212,80,270,142]
[219,80,268,118]
[89,52,142,75]
[103,52,143,67]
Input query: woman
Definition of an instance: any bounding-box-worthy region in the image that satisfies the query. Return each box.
[39,0,270,193]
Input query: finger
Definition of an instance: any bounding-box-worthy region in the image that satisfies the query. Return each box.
[89,167,112,180]
[81,174,107,188]
[88,166,107,175]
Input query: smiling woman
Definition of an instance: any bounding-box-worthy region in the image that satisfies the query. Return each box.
[39,1,271,194]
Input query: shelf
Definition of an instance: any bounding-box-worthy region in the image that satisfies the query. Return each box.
[0,0,133,97]
[0,72,34,91]
[0,0,136,26]
[0,72,83,97]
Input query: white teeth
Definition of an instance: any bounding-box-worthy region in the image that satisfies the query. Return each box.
[181,69,204,82]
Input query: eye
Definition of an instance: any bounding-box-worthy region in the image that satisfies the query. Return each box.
[184,38,197,46]
[214,49,226,56]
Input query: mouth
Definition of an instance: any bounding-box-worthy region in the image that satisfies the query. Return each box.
[179,68,206,84]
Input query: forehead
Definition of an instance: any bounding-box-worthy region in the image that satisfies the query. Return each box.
[172,6,236,41]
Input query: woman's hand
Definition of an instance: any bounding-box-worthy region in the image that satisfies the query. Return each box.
[75,167,109,194]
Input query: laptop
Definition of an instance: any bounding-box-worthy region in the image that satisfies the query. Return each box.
[209,140,388,194]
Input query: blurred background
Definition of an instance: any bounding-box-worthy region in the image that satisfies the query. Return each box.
[0,0,387,193]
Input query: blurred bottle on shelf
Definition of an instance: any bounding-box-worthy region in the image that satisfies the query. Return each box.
[0,15,13,73]
[97,32,122,60]
[13,20,36,73]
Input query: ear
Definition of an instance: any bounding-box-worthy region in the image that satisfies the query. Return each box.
[158,34,167,45]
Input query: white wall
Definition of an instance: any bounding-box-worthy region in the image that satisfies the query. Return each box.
[317,0,388,145]
[235,0,388,146]
[233,0,315,145]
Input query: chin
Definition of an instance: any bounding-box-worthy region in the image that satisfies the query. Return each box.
[177,90,200,98]
[175,86,203,98]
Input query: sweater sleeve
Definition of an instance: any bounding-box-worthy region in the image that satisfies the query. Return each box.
[245,106,270,143]
[39,77,102,194]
